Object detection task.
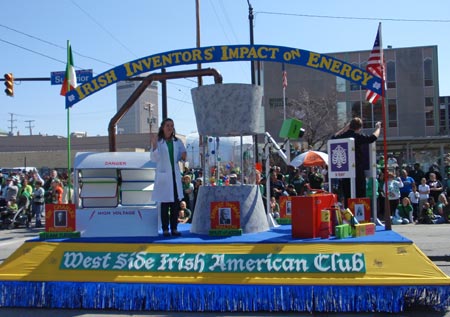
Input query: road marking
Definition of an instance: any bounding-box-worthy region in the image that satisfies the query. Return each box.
[0,237,28,246]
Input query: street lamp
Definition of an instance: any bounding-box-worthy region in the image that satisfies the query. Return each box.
[247,0,259,163]
[247,0,255,85]
[144,103,154,133]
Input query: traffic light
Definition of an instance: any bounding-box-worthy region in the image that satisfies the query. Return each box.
[4,73,14,97]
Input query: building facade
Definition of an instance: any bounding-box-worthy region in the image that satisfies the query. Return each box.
[0,133,186,172]
[116,80,159,134]
[262,45,449,170]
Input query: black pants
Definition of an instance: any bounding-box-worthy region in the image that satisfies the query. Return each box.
[161,201,180,232]
[160,168,180,232]
[339,174,366,207]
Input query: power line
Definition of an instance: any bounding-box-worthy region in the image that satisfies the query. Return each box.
[0,24,115,67]
[0,35,196,93]
[255,11,450,23]
[218,0,241,43]
[208,0,249,78]
[0,38,66,64]
[24,120,35,136]
[0,25,197,93]
[0,23,64,49]
[209,0,234,44]
[70,0,138,58]
[7,113,17,135]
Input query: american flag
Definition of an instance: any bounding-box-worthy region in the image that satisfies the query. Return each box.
[282,63,288,89]
[365,23,384,104]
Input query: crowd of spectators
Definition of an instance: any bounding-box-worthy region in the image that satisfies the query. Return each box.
[180,164,330,220]
[2,161,448,228]
[0,168,72,228]
[181,160,450,226]
[373,162,450,224]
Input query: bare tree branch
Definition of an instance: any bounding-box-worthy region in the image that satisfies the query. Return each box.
[279,89,340,151]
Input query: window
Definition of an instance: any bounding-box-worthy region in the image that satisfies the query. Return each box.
[438,98,449,134]
[361,102,374,128]
[336,102,347,126]
[424,59,433,87]
[351,101,361,119]
[386,61,396,89]
[268,98,285,109]
[373,101,383,125]
[336,76,346,92]
[425,97,434,126]
[350,63,361,91]
[358,99,385,129]
[387,99,397,127]
[439,104,447,134]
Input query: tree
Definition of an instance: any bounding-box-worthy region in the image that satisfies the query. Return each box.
[284,89,340,151]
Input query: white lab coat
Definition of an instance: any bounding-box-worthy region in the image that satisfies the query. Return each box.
[151,138,186,202]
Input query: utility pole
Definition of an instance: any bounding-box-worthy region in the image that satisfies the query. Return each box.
[8,113,17,136]
[196,0,202,86]
[25,120,35,135]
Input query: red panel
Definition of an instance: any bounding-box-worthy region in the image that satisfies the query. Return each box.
[45,204,76,232]
[210,201,240,229]
[291,194,337,239]
[279,196,293,218]
[347,198,371,223]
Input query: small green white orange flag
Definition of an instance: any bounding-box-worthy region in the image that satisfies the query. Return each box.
[60,41,78,96]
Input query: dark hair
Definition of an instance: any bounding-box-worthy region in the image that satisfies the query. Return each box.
[157,118,178,141]
[349,117,363,130]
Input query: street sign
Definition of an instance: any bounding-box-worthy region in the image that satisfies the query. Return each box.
[50,69,93,85]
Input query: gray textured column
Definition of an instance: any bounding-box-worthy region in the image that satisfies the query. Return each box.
[190,185,269,234]
[191,84,263,136]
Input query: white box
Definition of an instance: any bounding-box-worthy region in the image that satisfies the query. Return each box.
[76,207,159,237]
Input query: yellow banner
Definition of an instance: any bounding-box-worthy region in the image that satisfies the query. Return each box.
[0,241,448,286]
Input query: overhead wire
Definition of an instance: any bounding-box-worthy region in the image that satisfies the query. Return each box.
[255,11,450,23]
[4,6,448,134]
[69,0,139,58]
[0,24,196,104]
[0,23,115,67]
[0,38,66,65]
[207,0,249,78]
[218,0,241,43]
[69,0,201,105]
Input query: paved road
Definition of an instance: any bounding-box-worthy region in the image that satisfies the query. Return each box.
[392,223,450,276]
[0,224,449,316]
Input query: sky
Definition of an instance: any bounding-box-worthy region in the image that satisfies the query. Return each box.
[1,0,450,137]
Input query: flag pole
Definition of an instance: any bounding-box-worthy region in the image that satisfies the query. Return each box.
[66,40,72,202]
[366,23,390,229]
[381,82,391,229]
[377,23,391,230]
[67,104,72,200]
[282,63,290,163]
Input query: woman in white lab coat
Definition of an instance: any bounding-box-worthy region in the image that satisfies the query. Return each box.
[151,118,187,237]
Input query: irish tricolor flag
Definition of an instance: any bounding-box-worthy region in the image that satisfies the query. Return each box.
[60,41,78,96]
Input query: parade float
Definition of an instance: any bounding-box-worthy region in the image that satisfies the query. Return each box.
[0,45,448,313]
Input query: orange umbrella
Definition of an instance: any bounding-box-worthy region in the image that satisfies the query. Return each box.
[290,150,329,167]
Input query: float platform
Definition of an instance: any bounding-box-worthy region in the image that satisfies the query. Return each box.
[0,224,448,313]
